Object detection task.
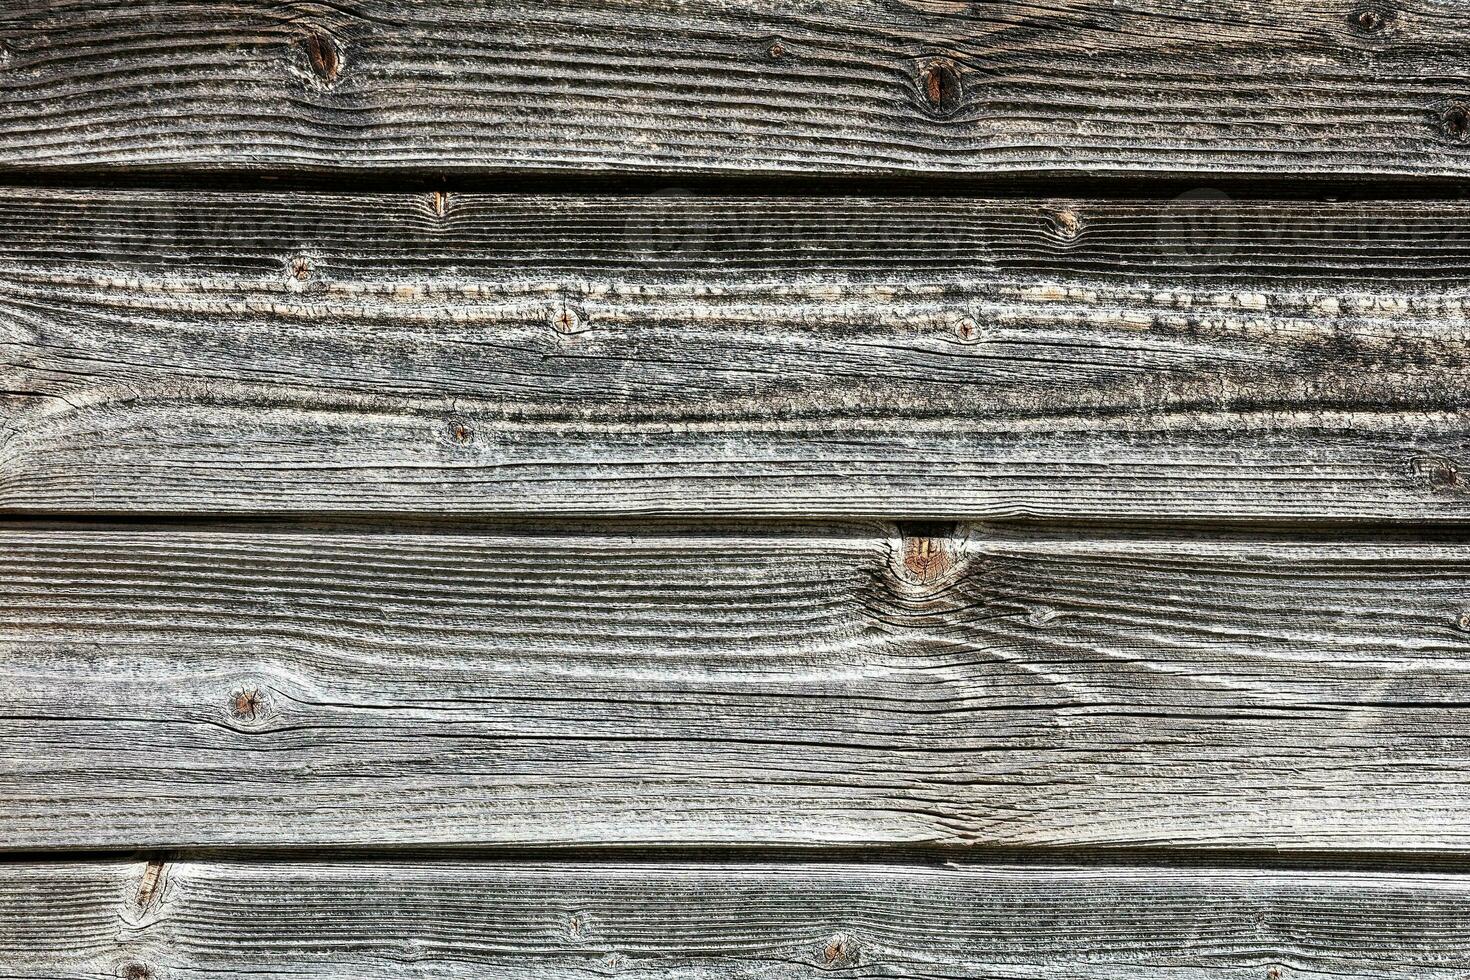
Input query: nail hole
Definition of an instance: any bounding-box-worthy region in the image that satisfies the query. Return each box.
[920,59,963,117]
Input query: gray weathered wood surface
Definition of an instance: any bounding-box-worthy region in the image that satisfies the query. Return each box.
[6,190,1470,518]
[7,523,1470,850]
[11,856,1470,979]
[3,0,1470,178]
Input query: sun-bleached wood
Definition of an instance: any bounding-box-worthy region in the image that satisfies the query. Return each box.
[1,0,1470,178]
[5,190,1470,518]
[6,523,1470,850]
[11,856,1470,979]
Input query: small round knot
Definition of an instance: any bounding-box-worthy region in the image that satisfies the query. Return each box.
[820,932,860,969]
[954,315,981,344]
[1044,209,1083,242]
[550,305,589,335]
[121,962,154,980]
[287,254,314,283]
[1439,102,1470,141]
[766,38,788,60]
[230,687,266,721]
[1353,7,1390,32]
[919,59,963,117]
[449,419,473,444]
[1456,609,1470,633]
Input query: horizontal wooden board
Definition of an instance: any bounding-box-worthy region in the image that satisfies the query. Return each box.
[4,0,1470,178]
[6,191,1470,519]
[12,856,1470,979]
[8,523,1470,850]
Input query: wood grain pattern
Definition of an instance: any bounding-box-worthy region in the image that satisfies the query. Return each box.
[13,856,1470,979]
[6,190,1470,518]
[7,523,1470,850]
[3,0,1470,178]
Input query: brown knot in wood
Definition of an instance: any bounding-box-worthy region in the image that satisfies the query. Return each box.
[230,687,265,721]
[301,29,342,85]
[821,933,860,969]
[1353,7,1390,32]
[920,59,963,117]
[898,524,960,586]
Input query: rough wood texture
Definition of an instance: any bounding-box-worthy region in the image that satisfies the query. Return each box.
[8,523,1470,850]
[12,856,1470,979]
[6,190,1470,518]
[3,0,1470,178]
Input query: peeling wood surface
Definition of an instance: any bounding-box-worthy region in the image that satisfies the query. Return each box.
[7,523,1470,850]
[11,856,1470,979]
[5,1,1470,178]
[6,191,1470,518]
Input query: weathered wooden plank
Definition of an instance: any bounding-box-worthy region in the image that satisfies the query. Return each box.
[2,0,1470,178]
[7,523,1470,850]
[13,856,1470,979]
[5,190,1470,519]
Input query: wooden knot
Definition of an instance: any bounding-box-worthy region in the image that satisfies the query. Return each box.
[1439,102,1470,141]
[121,963,154,980]
[766,37,788,60]
[287,254,314,283]
[821,932,860,969]
[1412,453,1465,493]
[136,859,167,910]
[230,686,266,721]
[1352,7,1391,32]
[1044,208,1083,242]
[894,522,964,587]
[550,305,589,335]
[300,29,342,85]
[919,59,963,117]
[431,191,449,219]
[448,418,473,444]
[953,315,982,344]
